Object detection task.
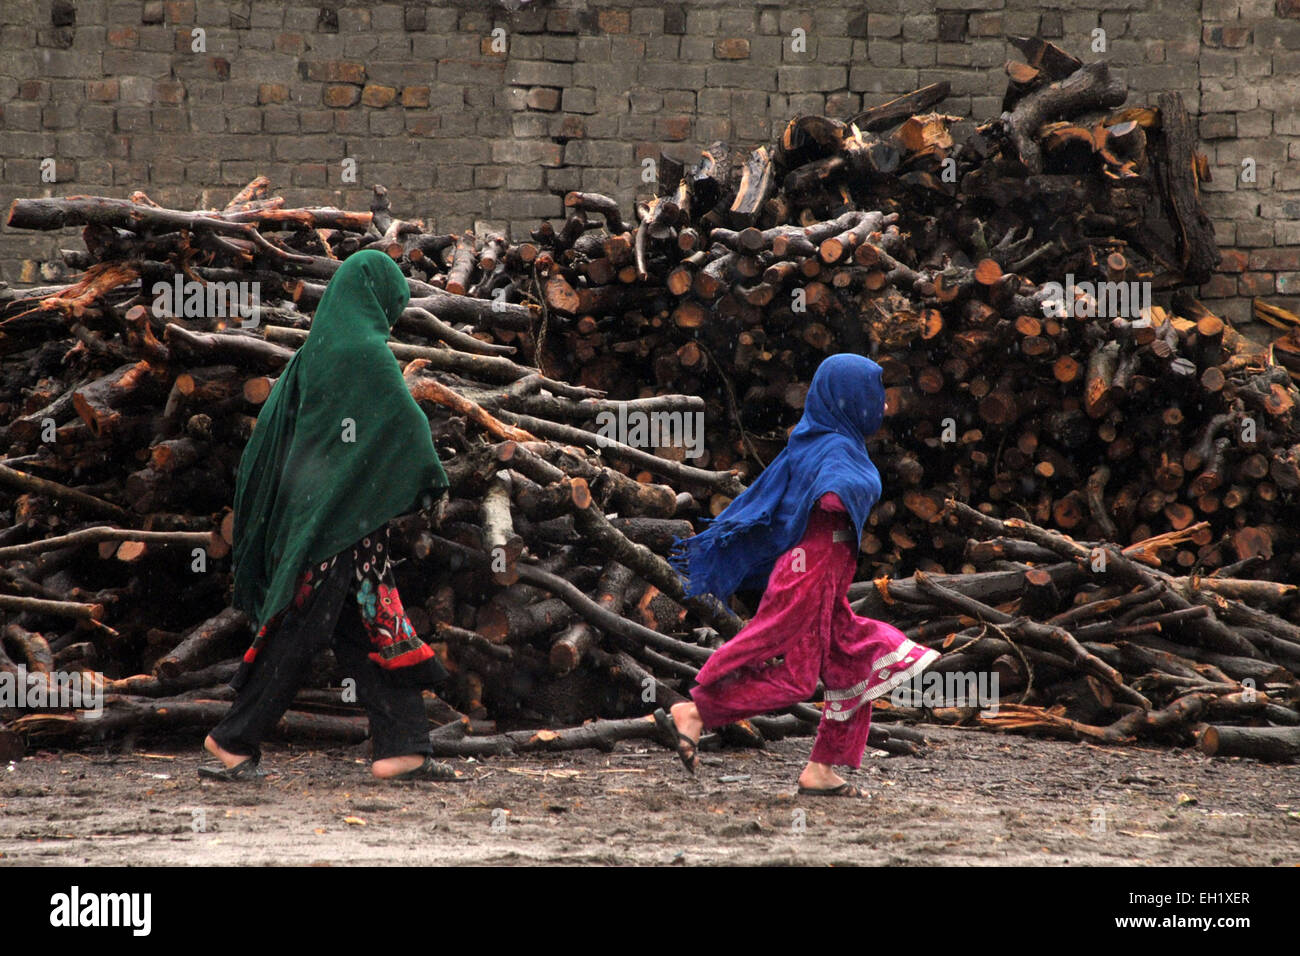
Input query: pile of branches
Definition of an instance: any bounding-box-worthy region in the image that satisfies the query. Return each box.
[2,37,1298,762]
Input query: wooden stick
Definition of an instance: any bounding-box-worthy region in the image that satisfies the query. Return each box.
[0,594,104,620]
[0,464,128,521]
[403,360,537,441]
[0,526,212,562]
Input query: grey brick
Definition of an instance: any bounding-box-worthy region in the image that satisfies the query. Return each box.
[371,5,405,32]
[786,93,825,115]
[663,90,695,112]
[1236,219,1274,245]
[494,139,563,166]
[545,166,581,193]
[39,47,104,76]
[640,63,708,90]
[276,136,345,161]
[868,14,902,37]
[937,44,973,67]
[564,140,635,167]
[1237,110,1273,138]
[631,7,665,35]
[812,8,850,35]
[511,113,549,138]
[79,105,118,133]
[365,61,430,86]
[678,35,713,61]
[640,34,679,61]
[579,166,620,194]
[1200,50,1238,76]
[685,9,721,35]
[1217,138,1287,167]
[1256,20,1300,50]
[581,114,620,139]
[368,110,404,136]
[509,35,544,60]
[609,37,648,64]
[437,59,505,86]
[967,38,1007,68]
[748,36,783,64]
[727,89,766,116]
[815,37,854,63]
[695,88,727,114]
[150,107,188,132]
[544,36,578,62]
[1002,10,1040,35]
[619,114,656,139]
[1275,109,1300,135]
[574,59,637,86]
[262,107,299,133]
[503,165,541,190]
[1200,113,1237,139]
[889,35,938,67]
[113,106,151,131]
[409,35,448,60]
[849,66,919,93]
[489,191,562,219]
[436,164,473,191]
[902,14,939,41]
[1211,219,1236,246]
[562,87,597,114]
[1202,81,1259,112]
[344,33,381,57]
[478,110,512,140]
[576,35,611,61]
[3,102,43,130]
[225,107,260,133]
[867,40,903,66]
[50,132,102,158]
[465,86,497,110]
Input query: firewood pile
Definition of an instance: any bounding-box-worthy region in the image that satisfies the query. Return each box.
[2,38,1298,762]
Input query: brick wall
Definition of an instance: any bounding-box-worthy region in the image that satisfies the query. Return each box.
[1,0,1297,331]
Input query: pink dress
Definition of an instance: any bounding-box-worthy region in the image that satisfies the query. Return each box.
[690,492,939,767]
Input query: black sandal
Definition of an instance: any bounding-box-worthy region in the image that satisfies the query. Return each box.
[197,757,267,782]
[673,728,700,776]
[386,755,463,782]
[797,782,868,798]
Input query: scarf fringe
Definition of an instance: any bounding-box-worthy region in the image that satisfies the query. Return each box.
[670,508,775,599]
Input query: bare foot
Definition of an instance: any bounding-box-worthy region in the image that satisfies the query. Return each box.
[670,701,703,743]
[204,735,251,770]
[670,701,703,773]
[371,754,426,779]
[797,760,847,791]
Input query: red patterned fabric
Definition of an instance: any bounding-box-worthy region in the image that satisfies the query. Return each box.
[240,525,434,672]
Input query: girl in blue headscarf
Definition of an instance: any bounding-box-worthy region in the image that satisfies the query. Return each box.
[668,354,939,796]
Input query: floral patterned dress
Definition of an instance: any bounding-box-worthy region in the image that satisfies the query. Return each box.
[235,525,443,684]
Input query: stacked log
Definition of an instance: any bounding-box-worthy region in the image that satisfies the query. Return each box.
[2,38,1298,761]
[846,500,1300,759]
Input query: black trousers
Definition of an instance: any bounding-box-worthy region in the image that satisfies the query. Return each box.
[210,556,433,763]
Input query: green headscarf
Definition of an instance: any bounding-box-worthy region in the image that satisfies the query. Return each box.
[231,250,449,630]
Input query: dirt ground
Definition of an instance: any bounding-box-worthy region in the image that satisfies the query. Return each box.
[1,723,1296,866]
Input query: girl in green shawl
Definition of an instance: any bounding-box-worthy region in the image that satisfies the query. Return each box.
[201,251,456,782]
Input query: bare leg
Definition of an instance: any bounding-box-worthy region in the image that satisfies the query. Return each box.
[371,755,426,778]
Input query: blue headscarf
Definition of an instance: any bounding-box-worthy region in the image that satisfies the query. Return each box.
[670,353,885,601]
